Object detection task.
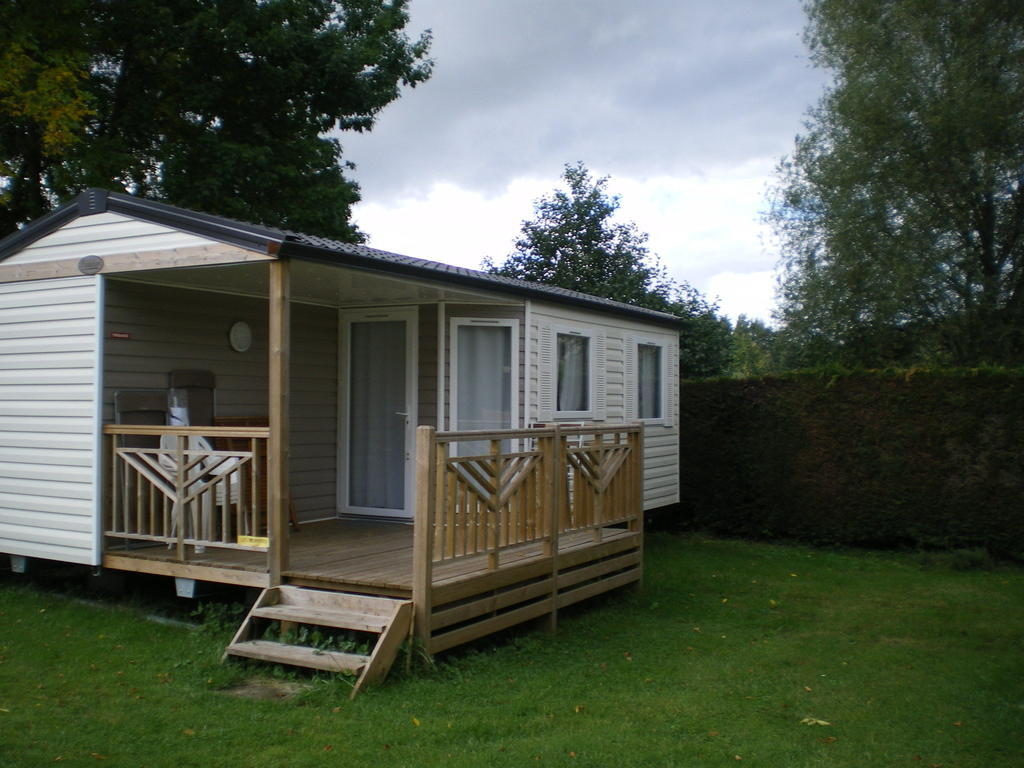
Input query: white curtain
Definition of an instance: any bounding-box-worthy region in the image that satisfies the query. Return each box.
[456,325,512,455]
[557,334,589,412]
[349,321,406,509]
[638,343,661,419]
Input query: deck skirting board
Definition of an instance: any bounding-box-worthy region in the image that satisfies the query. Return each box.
[426,536,642,654]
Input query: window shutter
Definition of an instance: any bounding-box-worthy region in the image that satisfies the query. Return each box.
[664,342,677,427]
[593,332,607,421]
[623,335,636,421]
[537,325,555,422]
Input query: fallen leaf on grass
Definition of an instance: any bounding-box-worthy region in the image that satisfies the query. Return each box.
[804,686,813,692]
[323,745,333,752]
[574,704,585,713]
[800,717,831,726]
[411,716,420,726]
[182,729,195,736]
[820,736,837,745]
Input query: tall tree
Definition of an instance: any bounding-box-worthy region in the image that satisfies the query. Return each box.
[487,162,676,310]
[0,0,432,240]
[770,0,1024,367]
[729,316,778,378]
[487,162,733,378]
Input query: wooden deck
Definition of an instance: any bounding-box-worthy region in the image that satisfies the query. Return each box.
[102,424,645,654]
[103,517,638,596]
[104,516,643,653]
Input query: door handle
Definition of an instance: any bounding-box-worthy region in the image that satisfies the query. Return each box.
[395,411,408,417]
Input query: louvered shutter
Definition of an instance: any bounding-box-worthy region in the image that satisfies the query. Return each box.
[537,325,555,422]
[664,341,678,427]
[593,332,606,421]
[623,335,636,421]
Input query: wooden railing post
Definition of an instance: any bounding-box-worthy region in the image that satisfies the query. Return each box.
[413,425,437,655]
[487,438,500,570]
[632,423,645,585]
[174,434,186,561]
[544,425,562,632]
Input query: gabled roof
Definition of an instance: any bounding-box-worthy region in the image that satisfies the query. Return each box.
[0,189,682,328]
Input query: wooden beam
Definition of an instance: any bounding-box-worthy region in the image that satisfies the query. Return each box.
[267,259,291,584]
[0,243,273,284]
[412,425,437,653]
[102,554,270,588]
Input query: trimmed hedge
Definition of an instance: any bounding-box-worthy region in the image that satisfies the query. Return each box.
[678,370,1024,558]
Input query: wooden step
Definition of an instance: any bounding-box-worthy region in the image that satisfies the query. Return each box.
[272,585,403,617]
[224,586,414,698]
[249,604,390,633]
[225,639,370,674]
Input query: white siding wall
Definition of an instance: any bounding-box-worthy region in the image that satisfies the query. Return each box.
[5,212,216,264]
[529,301,680,510]
[0,276,100,564]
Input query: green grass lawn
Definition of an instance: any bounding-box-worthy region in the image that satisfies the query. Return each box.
[1,534,1022,767]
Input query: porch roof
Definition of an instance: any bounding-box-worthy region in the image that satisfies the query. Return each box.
[0,189,683,329]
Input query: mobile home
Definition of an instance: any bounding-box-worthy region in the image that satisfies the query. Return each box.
[0,189,680,692]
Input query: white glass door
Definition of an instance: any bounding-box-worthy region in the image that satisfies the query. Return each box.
[450,319,518,456]
[341,309,416,518]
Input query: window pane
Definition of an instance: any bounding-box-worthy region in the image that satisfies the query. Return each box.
[456,324,513,456]
[638,343,661,419]
[557,333,589,412]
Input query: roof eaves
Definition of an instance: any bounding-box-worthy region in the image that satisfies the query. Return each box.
[280,239,684,329]
[0,196,83,263]
[104,192,284,254]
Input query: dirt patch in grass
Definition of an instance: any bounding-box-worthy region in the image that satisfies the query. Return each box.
[221,678,310,701]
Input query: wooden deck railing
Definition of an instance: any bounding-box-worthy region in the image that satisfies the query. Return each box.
[411,423,644,647]
[103,425,271,560]
[416,423,644,569]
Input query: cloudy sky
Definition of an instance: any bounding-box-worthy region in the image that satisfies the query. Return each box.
[343,0,828,323]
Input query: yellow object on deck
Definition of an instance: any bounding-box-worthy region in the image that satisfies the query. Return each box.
[237,535,269,548]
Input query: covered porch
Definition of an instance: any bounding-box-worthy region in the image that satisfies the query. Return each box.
[93,252,649,666]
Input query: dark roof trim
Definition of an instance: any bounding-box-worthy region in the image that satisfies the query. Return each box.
[0,197,82,262]
[0,189,283,262]
[0,189,683,329]
[104,192,285,254]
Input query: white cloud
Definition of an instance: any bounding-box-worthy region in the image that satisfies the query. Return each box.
[343,0,824,325]
[353,164,781,324]
[353,178,551,269]
[707,270,777,324]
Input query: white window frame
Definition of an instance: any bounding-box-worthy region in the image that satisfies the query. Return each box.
[635,337,668,423]
[554,326,596,420]
[449,317,520,434]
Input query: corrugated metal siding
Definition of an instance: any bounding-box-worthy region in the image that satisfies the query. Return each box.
[103,280,337,521]
[0,276,100,564]
[6,212,217,264]
[529,302,680,510]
